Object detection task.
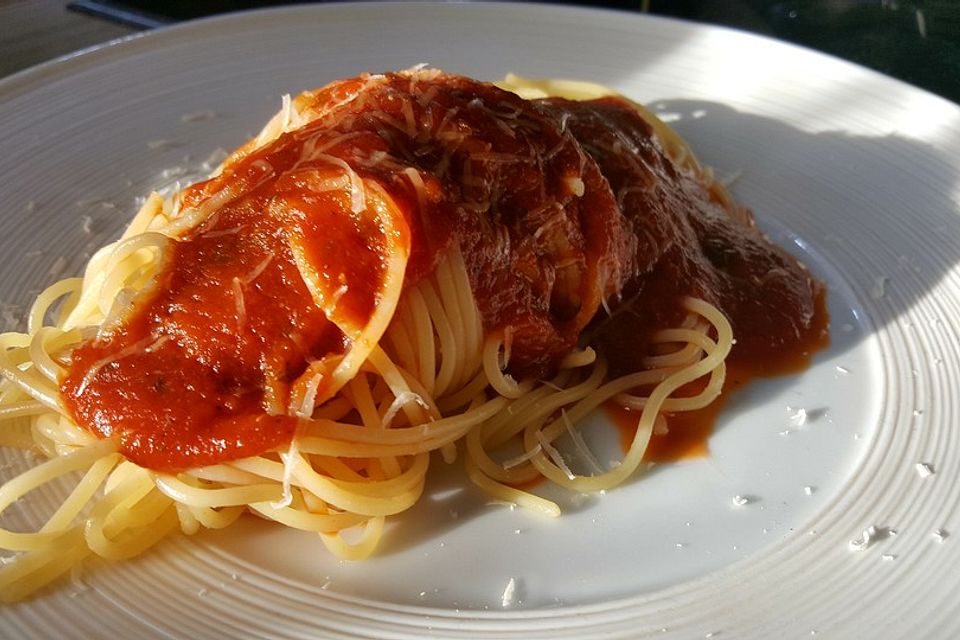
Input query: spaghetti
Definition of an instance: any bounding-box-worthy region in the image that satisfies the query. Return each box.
[0,69,825,601]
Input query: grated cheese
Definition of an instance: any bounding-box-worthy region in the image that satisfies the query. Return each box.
[400,95,417,138]
[561,409,603,475]
[565,176,585,197]
[538,379,563,392]
[328,284,349,312]
[403,167,429,214]
[76,334,167,395]
[201,226,244,239]
[849,525,884,551]
[270,436,301,510]
[416,84,440,108]
[48,256,67,278]
[295,373,324,419]
[470,151,535,164]
[718,169,743,187]
[501,326,515,369]
[600,296,614,318]
[242,252,275,285]
[201,148,229,172]
[181,110,216,123]
[232,277,246,334]
[315,153,366,214]
[787,407,807,427]
[501,444,542,470]
[536,430,575,480]
[381,391,429,429]
[871,276,889,300]
[501,577,517,608]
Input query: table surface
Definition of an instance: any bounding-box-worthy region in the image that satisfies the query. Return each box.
[0,0,137,81]
[1,0,958,105]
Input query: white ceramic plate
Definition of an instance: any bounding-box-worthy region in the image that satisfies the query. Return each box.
[1,3,959,638]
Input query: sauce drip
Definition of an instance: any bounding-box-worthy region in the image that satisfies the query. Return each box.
[607,290,830,461]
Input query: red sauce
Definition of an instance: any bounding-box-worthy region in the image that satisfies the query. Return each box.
[60,71,828,472]
[61,171,354,471]
[606,289,830,461]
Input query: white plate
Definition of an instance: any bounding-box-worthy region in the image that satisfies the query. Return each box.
[1,3,959,638]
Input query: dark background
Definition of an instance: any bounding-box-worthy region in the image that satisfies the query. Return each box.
[68,0,960,104]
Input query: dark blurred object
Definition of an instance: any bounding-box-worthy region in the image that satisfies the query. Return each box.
[68,0,960,103]
[648,0,960,104]
[68,1,316,28]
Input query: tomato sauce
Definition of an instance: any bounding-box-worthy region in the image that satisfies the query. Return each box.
[606,289,829,462]
[60,71,828,472]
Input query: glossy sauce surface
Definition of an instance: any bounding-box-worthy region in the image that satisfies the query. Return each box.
[61,72,827,472]
[61,72,621,471]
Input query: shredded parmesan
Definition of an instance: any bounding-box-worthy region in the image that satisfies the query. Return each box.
[538,379,563,392]
[849,525,885,551]
[718,169,743,187]
[48,256,67,278]
[536,430,576,480]
[145,335,171,353]
[317,153,366,213]
[491,115,516,139]
[400,95,417,138]
[403,167,429,213]
[502,444,543,470]
[653,415,669,435]
[916,462,935,478]
[280,93,292,131]
[76,334,167,395]
[470,152,535,164]
[788,408,808,427]
[147,139,175,151]
[543,130,572,161]
[501,326,515,369]
[270,436,301,510]
[565,176,585,197]
[242,252,275,285]
[871,276,889,300]
[201,148,229,172]
[533,206,565,241]
[295,373,324,419]
[328,284,349,312]
[433,106,461,139]
[232,277,246,334]
[417,84,440,108]
[561,409,603,475]
[201,226,244,238]
[600,296,614,317]
[290,131,363,166]
[249,159,275,177]
[381,391,429,429]
[501,577,517,608]
[160,166,187,180]
[181,110,216,123]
